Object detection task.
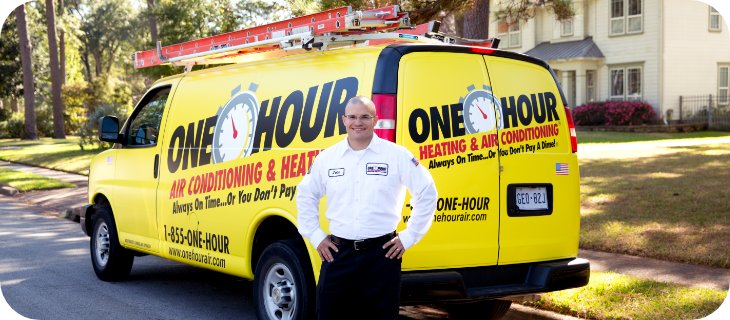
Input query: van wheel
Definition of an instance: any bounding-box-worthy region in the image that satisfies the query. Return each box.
[443,300,512,320]
[90,206,134,281]
[254,239,316,320]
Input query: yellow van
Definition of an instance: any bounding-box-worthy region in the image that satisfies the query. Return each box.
[82,41,588,319]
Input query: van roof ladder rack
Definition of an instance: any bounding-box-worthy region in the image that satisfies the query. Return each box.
[132,6,500,73]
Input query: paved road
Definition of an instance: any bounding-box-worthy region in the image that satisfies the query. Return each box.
[0,195,573,320]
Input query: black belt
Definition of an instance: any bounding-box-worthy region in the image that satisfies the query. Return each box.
[331,232,395,251]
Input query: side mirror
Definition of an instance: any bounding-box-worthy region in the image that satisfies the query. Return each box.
[98,116,123,143]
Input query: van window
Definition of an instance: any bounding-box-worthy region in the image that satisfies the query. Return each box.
[128,91,169,146]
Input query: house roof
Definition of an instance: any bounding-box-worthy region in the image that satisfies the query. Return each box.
[524,37,605,61]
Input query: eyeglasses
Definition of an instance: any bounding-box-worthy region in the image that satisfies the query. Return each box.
[344,115,374,121]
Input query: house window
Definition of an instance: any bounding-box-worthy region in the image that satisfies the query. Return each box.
[627,67,642,101]
[611,0,642,35]
[610,69,624,101]
[710,7,721,31]
[562,20,573,36]
[498,21,521,48]
[610,67,642,101]
[509,22,521,47]
[720,66,729,105]
[610,0,624,35]
[586,71,596,102]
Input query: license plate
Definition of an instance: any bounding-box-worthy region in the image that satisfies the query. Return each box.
[515,187,548,210]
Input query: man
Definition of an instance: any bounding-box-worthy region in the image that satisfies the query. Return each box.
[297,96,438,320]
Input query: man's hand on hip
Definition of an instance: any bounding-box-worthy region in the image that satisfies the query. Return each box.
[318,236,339,263]
[382,233,405,259]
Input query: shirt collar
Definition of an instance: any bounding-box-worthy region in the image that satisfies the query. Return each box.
[339,133,381,156]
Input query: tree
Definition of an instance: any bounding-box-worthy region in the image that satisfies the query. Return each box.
[59,0,67,85]
[69,0,134,79]
[0,13,24,109]
[15,4,39,140]
[146,0,159,44]
[462,0,489,39]
[46,0,66,138]
[492,0,576,24]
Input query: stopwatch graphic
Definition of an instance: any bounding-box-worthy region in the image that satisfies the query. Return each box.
[212,89,259,164]
[461,85,503,135]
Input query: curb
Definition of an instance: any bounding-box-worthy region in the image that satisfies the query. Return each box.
[0,186,19,197]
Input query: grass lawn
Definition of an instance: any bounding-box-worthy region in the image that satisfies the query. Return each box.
[579,143,730,268]
[523,271,727,320]
[0,137,106,176]
[0,167,76,191]
[577,130,730,145]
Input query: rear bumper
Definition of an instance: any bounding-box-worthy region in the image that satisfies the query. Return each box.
[400,258,590,304]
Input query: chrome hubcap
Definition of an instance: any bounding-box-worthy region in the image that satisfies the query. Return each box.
[264,263,296,320]
[95,222,110,267]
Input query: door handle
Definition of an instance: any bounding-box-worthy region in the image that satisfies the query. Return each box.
[154,154,159,178]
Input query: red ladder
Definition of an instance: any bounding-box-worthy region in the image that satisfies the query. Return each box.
[132,5,499,72]
[134,5,406,69]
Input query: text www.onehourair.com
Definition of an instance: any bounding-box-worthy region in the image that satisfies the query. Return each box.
[168,247,226,268]
[403,212,488,223]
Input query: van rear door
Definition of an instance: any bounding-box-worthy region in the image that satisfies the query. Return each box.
[484,56,580,265]
[398,52,500,270]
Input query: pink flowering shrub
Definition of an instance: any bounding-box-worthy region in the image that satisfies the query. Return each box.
[572,101,657,126]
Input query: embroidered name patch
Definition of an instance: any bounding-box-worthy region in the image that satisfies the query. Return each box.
[366,163,388,176]
[328,168,345,177]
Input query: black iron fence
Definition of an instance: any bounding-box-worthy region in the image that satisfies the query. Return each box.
[677,94,730,131]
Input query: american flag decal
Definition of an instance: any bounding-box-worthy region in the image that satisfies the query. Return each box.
[411,157,420,167]
[556,163,569,175]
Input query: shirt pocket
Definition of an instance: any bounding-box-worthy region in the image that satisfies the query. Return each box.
[324,176,348,206]
[374,172,401,197]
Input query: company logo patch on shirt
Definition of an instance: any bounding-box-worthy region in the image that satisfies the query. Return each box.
[366,163,388,176]
[328,168,345,177]
[411,157,420,167]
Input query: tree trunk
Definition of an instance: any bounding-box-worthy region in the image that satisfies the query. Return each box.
[106,42,117,74]
[93,49,102,77]
[455,12,465,38]
[60,0,66,85]
[15,4,38,140]
[462,0,490,39]
[60,31,66,85]
[147,0,159,44]
[11,98,19,113]
[45,0,66,139]
[81,45,92,80]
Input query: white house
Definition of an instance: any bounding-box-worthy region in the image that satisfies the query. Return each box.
[488,0,730,120]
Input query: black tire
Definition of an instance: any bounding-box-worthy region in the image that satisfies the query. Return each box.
[90,206,134,281]
[254,239,316,320]
[443,299,512,320]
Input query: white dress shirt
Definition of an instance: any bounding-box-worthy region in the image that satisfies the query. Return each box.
[297,134,438,251]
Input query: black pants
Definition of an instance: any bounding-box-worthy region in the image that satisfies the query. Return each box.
[316,236,402,320]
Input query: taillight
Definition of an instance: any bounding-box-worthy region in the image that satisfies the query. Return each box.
[372,94,396,142]
[564,106,578,153]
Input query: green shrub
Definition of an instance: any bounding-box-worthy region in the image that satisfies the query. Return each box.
[77,103,129,150]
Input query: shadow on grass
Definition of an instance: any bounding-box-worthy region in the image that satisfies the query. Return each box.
[578,144,730,268]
